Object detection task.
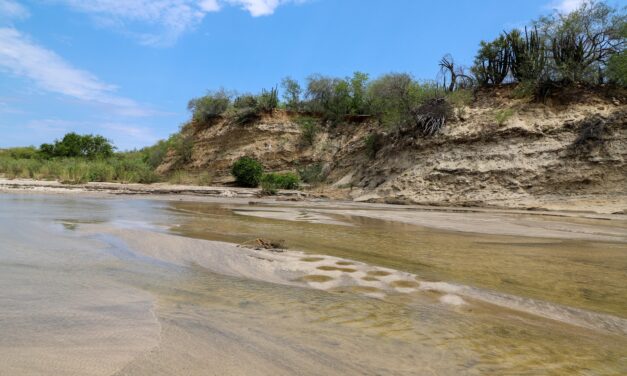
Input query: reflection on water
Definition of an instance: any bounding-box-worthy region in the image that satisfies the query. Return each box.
[171,202,627,319]
[0,194,626,375]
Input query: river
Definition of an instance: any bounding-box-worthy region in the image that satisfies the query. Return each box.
[0,193,625,375]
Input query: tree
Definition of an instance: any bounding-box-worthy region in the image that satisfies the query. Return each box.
[281,77,302,111]
[539,0,625,82]
[439,54,474,91]
[39,133,115,159]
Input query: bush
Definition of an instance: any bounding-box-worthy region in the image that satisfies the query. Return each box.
[257,87,279,113]
[607,48,626,86]
[364,133,384,159]
[298,117,318,146]
[233,94,258,109]
[231,107,261,126]
[188,90,231,124]
[260,172,300,194]
[494,108,515,125]
[231,156,263,187]
[297,163,325,184]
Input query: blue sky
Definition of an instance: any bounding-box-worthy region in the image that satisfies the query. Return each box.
[0,0,617,150]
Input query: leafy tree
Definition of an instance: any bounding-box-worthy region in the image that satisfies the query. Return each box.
[281,77,302,110]
[40,133,115,159]
[349,71,369,114]
[538,0,625,82]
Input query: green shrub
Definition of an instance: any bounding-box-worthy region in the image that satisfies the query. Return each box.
[298,117,318,146]
[233,94,258,109]
[297,163,325,184]
[231,107,261,126]
[231,156,263,187]
[260,172,300,194]
[494,108,515,125]
[364,133,383,159]
[188,90,231,124]
[88,161,115,182]
[607,49,626,86]
[257,87,279,113]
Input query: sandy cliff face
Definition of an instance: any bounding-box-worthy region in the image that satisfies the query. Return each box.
[160,88,626,212]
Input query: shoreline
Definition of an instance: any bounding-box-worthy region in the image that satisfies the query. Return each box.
[1,177,625,243]
[1,177,625,218]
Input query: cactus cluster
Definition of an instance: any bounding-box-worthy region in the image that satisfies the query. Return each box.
[471,35,512,86]
[509,27,547,82]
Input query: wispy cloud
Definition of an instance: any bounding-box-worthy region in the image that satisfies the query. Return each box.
[547,0,585,14]
[0,27,154,116]
[53,0,309,46]
[0,0,30,21]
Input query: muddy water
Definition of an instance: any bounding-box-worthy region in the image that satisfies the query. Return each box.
[1,194,626,375]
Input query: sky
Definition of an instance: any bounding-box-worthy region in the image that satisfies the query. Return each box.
[0,0,620,150]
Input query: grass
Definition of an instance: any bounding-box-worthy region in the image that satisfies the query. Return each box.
[494,108,515,126]
[0,152,159,184]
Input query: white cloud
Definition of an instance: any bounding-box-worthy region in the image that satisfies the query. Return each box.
[0,28,153,116]
[53,0,308,46]
[548,0,586,13]
[199,0,221,12]
[0,0,30,21]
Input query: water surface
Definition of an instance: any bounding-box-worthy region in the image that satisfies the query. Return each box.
[1,194,625,375]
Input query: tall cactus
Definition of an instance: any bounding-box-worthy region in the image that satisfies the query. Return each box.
[471,35,512,86]
[509,26,546,82]
[552,31,587,82]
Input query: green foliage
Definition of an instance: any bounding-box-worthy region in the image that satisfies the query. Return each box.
[367,74,447,132]
[141,139,171,169]
[231,156,263,187]
[260,172,300,194]
[281,77,302,111]
[364,133,383,159]
[446,89,473,108]
[0,154,158,184]
[297,163,325,184]
[257,87,279,113]
[512,80,539,99]
[188,89,231,124]
[298,117,318,146]
[39,133,115,160]
[169,133,194,165]
[607,49,627,86]
[4,146,39,159]
[233,94,258,109]
[304,72,371,122]
[494,108,515,125]
[508,27,547,82]
[471,35,513,86]
[231,107,261,126]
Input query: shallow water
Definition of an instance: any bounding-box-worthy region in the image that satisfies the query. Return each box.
[1,194,626,375]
